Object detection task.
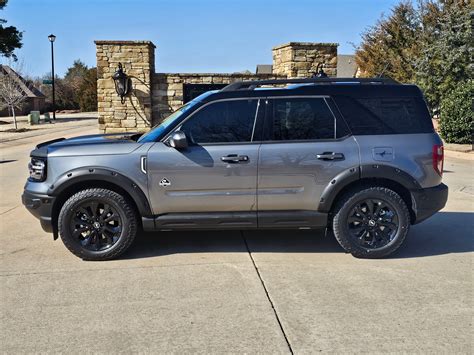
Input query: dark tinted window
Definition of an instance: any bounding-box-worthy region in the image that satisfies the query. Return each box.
[269,98,335,141]
[334,96,433,135]
[326,99,351,138]
[180,99,258,144]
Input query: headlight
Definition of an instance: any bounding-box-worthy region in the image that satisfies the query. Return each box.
[28,157,46,182]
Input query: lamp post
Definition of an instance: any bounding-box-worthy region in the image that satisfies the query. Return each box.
[48,34,56,120]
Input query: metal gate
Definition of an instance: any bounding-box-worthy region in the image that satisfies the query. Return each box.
[183,84,227,103]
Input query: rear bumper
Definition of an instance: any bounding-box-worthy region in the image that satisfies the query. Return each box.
[411,183,448,224]
[21,190,55,233]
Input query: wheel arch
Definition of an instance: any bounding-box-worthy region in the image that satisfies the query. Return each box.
[318,165,420,223]
[49,168,151,238]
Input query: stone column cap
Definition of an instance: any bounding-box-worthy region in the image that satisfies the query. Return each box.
[94,40,156,48]
[273,42,339,50]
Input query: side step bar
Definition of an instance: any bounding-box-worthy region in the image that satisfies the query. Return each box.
[142,211,328,231]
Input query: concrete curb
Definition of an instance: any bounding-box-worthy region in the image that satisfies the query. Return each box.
[444,143,473,153]
[444,149,474,161]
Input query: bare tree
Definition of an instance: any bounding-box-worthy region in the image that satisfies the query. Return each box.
[0,62,28,130]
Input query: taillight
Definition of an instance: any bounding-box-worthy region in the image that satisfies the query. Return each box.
[432,144,444,176]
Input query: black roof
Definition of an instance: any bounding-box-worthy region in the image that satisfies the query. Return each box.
[202,78,422,103]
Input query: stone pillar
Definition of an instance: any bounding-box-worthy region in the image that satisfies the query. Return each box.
[272,42,338,78]
[95,40,155,133]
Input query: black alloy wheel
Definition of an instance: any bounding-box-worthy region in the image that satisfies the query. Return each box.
[347,198,399,250]
[70,200,122,251]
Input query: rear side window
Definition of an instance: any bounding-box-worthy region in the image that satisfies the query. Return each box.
[268,97,335,141]
[334,96,433,135]
[180,99,258,144]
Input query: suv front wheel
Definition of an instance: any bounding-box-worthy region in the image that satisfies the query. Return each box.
[332,186,411,258]
[58,188,137,261]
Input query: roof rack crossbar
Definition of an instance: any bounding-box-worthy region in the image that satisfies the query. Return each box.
[221,77,398,92]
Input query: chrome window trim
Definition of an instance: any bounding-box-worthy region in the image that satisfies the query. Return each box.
[265,95,331,99]
[250,99,260,142]
[258,134,352,145]
[323,97,337,139]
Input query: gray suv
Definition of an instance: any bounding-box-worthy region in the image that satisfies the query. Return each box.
[22,77,448,261]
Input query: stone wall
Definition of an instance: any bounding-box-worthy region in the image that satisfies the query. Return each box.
[95,40,338,133]
[95,40,155,133]
[272,42,338,78]
[152,73,283,123]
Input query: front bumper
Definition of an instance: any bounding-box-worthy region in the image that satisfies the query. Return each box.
[411,183,448,224]
[22,190,55,233]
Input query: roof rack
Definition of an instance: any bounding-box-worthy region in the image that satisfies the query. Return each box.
[221,77,398,92]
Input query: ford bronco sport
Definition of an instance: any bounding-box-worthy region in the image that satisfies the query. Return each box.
[22,77,448,260]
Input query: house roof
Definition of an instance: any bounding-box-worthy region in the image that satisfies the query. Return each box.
[337,55,358,78]
[0,65,45,98]
[256,64,273,75]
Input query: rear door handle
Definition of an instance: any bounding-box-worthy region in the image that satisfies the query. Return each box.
[221,154,249,163]
[316,152,345,161]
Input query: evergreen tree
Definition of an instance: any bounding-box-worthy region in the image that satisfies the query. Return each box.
[355,0,471,117]
[415,0,471,112]
[0,0,22,60]
[355,1,420,82]
[77,68,97,112]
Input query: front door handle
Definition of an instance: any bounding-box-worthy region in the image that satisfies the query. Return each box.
[221,154,249,163]
[316,152,345,161]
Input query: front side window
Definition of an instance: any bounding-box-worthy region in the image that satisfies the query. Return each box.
[179,99,258,144]
[269,98,335,141]
[138,91,217,143]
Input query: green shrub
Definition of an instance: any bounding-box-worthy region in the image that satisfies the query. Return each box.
[439,81,473,144]
[76,68,97,112]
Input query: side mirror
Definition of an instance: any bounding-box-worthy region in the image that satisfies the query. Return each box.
[169,131,188,150]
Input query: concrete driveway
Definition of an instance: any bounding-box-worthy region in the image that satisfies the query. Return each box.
[1,123,472,353]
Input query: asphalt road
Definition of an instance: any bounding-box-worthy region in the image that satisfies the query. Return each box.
[1,123,472,354]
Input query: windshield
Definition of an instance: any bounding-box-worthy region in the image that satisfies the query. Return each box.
[137,91,216,143]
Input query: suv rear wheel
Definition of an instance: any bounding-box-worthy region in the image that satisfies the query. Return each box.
[332,186,410,258]
[58,188,137,261]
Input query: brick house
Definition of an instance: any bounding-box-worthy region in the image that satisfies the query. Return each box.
[0,64,45,117]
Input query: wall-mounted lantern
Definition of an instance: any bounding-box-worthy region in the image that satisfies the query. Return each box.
[312,63,328,78]
[112,63,131,103]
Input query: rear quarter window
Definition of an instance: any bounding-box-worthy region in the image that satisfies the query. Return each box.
[334,95,434,135]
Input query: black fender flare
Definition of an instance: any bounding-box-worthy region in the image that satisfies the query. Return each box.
[317,166,359,212]
[48,167,152,217]
[317,164,421,212]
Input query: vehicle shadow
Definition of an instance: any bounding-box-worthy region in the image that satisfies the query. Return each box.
[123,212,473,260]
[392,211,473,259]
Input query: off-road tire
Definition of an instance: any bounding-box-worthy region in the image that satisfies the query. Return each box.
[332,186,411,258]
[58,188,137,261]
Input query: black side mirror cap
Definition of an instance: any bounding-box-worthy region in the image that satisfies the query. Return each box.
[169,131,188,150]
